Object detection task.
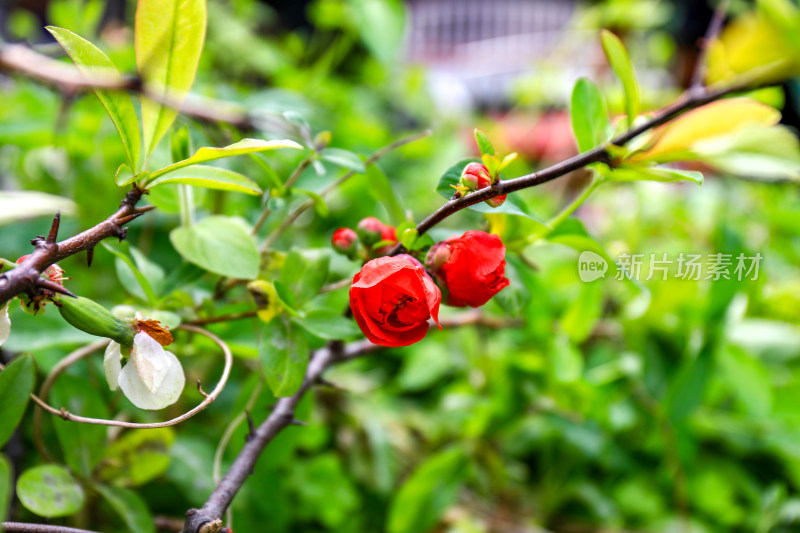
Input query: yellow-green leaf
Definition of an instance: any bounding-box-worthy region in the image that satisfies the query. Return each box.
[46,26,141,170]
[634,98,781,162]
[600,30,640,128]
[149,138,302,179]
[135,0,207,160]
[147,165,262,195]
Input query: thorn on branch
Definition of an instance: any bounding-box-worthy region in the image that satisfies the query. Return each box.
[135,205,155,214]
[117,212,145,225]
[87,247,94,267]
[245,411,256,442]
[36,278,76,298]
[47,212,61,244]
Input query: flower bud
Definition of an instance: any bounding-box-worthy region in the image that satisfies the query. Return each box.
[459,162,491,193]
[56,295,135,346]
[356,217,385,246]
[331,228,359,256]
[486,194,507,208]
[425,241,452,272]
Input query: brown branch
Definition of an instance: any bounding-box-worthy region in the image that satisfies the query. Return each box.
[0,187,149,306]
[387,82,753,255]
[0,44,253,129]
[1,523,100,533]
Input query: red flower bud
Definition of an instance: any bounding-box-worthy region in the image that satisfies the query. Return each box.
[461,164,506,207]
[459,162,490,192]
[349,254,441,347]
[427,231,509,307]
[356,217,386,246]
[486,194,507,207]
[331,228,359,255]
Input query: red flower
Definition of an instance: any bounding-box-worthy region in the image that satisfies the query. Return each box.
[331,228,358,255]
[427,230,509,307]
[350,255,441,347]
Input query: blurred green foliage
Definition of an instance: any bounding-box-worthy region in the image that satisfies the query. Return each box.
[1,0,800,532]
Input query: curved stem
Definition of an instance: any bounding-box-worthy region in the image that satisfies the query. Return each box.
[9,325,232,429]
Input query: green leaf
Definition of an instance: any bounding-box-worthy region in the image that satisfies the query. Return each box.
[318,148,366,173]
[114,163,139,187]
[16,465,85,518]
[273,280,300,317]
[102,241,160,305]
[94,484,155,533]
[46,26,141,170]
[170,216,259,279]
[400,228,418,250]
[0,455,10,530]
[135,0,207,159]
[560,281,604,344]
[473,128,495,156]
[600,30,641,128]
[279,249,330,306]
[147,165,263,195]
[260,319,309,397]
[570,78,611,153]
[546,219,618,279]
[96,429,175,487]
[291,310,361,340]
[0,354,34,449]
[0,191,77,225]
[149,138,302,179]
[51,375,109,476]
[719,345,772,417]
[367,165,406,225]
[607,166,704,185]
[347,0,406,65]
[551,335,584,383]
[387,447,466,533]
[436,159,544,221]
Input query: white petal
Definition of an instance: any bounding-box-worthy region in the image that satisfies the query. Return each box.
[103,341,122,391]
[0,302,9,347]
[130,332,172,393]
[118,350,185,410]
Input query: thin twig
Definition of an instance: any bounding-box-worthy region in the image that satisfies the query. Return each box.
[32,339,110,461]
[251,157,313,236]
[6,325,232,429]
[259,129,432,254]
[690,0,730,90]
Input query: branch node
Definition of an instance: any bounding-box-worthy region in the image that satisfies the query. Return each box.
[245,411,256,442]
[58,407,69,420]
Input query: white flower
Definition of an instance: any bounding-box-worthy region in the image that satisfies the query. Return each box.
[0,301,9,347]
[105,332,185,410]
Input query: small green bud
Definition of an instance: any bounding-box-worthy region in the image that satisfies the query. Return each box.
[56,295,135,346]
